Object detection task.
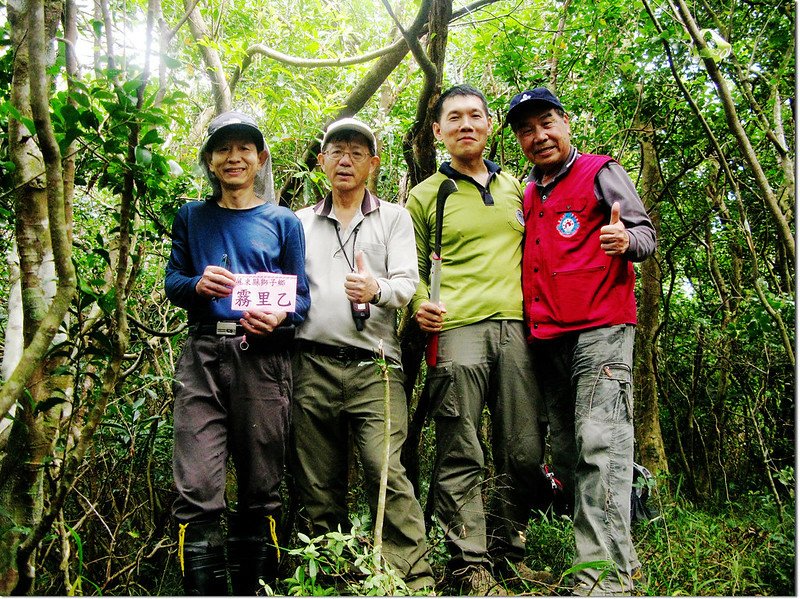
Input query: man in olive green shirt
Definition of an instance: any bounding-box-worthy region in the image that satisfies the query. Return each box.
[406,84,545,595]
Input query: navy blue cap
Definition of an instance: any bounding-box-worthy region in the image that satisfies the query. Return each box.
[506,88,564,127]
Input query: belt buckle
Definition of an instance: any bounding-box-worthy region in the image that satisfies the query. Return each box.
[216,321,237,336]
[334,347,350,361]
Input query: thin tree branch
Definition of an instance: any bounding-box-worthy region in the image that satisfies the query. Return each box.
[668,0,794,261]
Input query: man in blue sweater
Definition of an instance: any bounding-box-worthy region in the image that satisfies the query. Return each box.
[165,111,310,595]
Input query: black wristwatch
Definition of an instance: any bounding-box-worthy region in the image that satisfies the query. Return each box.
[370,286,382,305]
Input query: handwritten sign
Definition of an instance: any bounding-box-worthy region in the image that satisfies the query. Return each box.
[228,272,297,313]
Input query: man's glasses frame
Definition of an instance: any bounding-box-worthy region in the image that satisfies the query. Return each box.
[323,147,372,164]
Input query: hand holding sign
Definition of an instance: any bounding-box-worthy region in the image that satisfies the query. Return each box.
[599,201,630,256]
[197,264,236,299]
[240,310,287,336]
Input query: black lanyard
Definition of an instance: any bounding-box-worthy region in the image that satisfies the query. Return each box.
[334,221,360,273]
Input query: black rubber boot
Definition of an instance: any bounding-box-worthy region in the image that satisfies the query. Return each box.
[178,519,228,595]
[227,509,282,595]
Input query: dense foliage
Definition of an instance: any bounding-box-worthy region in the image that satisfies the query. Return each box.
[0,0,794,594]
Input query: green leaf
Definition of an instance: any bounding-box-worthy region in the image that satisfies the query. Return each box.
[79,109,100,131]
[1,101,36,135]
[140,129,162,146]
[98,288,117,315]
[66,524,84,577]
[562,559,615,577]
[162,54,183,68]
[309,559,317,579]
[135,146,153,165]
[59,103,81,127]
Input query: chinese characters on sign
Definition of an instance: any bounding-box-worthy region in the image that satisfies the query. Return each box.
[228,273,297,313]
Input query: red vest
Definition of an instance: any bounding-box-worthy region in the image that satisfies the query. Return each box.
[522,153,637,340]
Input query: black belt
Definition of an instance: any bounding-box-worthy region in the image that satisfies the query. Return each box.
[296,340,375,362]
[189,321,245,336]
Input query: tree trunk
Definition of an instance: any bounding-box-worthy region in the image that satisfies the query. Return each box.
[0,0,75,592]
[632,118,669,479]
[279,0,434,207]
[398,0,451,494]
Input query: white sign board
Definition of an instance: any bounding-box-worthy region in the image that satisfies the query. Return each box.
[228,272,297,313]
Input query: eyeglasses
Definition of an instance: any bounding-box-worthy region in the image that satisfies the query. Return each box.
[323,148,372,164]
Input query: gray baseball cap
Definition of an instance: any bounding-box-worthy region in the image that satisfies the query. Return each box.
[321,117,377,155]
[200,110,266,154]
[198,110,275,203]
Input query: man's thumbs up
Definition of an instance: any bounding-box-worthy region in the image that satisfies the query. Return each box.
[600,201,629,256]
[345,250,378,303]
[609,201,621,225]
[355,250,368,274]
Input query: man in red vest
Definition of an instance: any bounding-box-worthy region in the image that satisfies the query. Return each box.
[506,88,656,596]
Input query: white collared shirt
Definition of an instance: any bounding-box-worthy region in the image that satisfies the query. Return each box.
[295,189,419,362]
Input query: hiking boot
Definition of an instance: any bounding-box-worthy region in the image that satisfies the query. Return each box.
[227,509,282,595]
[177,520,228,595]
[498,560,556,585]
[451,564,507,596]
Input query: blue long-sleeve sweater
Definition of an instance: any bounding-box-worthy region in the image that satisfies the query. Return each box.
[165,200,310,326]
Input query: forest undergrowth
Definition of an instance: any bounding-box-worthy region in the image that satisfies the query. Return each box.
[264,487,795,597]
[118,481,793,597]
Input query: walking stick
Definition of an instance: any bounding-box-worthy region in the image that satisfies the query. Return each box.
[425,178,457,367]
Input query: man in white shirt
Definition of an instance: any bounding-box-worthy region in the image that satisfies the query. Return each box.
[292,118,434,591]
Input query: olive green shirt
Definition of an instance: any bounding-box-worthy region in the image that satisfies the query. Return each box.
[406,161,525,331]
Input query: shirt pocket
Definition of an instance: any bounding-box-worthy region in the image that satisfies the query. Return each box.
[551,265,606,326]
[551,196,589,240]
[354,241,387,274]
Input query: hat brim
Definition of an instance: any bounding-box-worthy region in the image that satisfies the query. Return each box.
[202,123,266,154]
[321,122,377,154]
[505,99,563,128]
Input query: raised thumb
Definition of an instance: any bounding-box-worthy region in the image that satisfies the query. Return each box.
[610,201,621,225]
[355,250,368,274]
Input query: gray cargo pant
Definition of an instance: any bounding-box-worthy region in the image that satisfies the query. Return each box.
[172,334,292,522]
[291,350,435,590]
[533,324,640,595]
[426,320,544,570]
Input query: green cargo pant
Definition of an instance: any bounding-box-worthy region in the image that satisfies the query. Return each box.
[533,324,640,595]
[426,320,544,570]
[291,350,434,589]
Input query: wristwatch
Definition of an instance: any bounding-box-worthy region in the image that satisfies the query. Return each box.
[370,285,382,305]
